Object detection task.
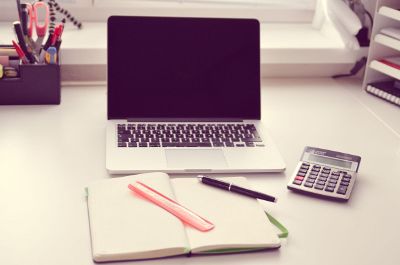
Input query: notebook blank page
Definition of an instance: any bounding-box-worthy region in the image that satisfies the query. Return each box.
[87,173,189,261]
[171,177,280,253]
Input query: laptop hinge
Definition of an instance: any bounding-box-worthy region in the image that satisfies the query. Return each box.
[126,118,244,122]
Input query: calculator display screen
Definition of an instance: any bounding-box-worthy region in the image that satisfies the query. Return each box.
[308,154,352,169]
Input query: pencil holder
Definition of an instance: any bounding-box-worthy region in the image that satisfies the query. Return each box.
[0,63,61,105]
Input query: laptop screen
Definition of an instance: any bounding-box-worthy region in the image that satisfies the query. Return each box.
[107,16,260,120]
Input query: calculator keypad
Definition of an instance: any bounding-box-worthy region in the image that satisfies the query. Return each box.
[289,162,355,200]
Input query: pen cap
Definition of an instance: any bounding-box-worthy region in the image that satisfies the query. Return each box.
[200,176,230,190]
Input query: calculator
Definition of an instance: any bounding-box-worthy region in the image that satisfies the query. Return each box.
[287,146,361,201]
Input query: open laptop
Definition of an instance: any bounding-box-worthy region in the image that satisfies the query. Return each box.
[106,16,285,174]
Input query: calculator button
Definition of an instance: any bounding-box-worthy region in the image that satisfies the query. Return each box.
[306,178,316,183]
[300,165,310,169]
[340,171,348,175]
[322,169,330,174]
[314,184,324,190]
[297,172,306,177]
[317,177,328,181]
[325,187,334,192]
[298,169,308,174]
[316,180,326,185]
[320,173,329,178]
[339,181,349,186]
[328,179,337,184]
[301,162,310,167]
[293,180,303,185]
[313,165,321,169]
[340,181,350,186]
[342,177,351,182]
[331,172,340,176]
[323,166,331,171]
[307,174,317,179]
[309,171,318,176]
[327,183,336,188]
[329,175,339,180]
[337,186,347,194]
[304,182,314,188]
[295,176,305,181]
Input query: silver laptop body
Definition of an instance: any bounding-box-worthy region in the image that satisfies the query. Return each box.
[106,16,285,174]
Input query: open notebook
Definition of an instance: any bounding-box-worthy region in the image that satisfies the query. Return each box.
[86,173,282,262]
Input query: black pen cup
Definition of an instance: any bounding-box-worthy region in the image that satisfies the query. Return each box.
[0,63,61,105]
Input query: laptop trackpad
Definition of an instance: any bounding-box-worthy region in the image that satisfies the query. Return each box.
[165,149,227,169]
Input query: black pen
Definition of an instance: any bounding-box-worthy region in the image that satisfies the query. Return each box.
[13,21,36,63]
[198,175,277,203]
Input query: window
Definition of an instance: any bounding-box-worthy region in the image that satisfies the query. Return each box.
[94,0,317,22]
[0,0,316,23]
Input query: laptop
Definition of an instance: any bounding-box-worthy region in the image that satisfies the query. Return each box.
[106,16,285,174]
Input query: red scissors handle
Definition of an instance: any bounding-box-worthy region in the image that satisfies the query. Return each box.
[33,1,49,37]
[25,3,34,38]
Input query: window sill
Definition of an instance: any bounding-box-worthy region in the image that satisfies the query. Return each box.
[0,22,361,80]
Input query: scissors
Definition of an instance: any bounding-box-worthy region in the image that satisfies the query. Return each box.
[24,1,49,55]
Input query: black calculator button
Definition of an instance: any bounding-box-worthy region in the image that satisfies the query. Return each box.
[322,169,330,174]
[309,171,318,176]
[340,180,350,186]
[342,177,351,182]
[304,182,314,188]
[300,164,309,169]
[328,179,337,184]
[320,173,329,178]
[341,171,348,175]
[327,183,336,188]
[337,186,347,194]
[306,178,316,183]
[298,169,308,174]
[329,175,339,180]
[323,166,331,171]
[308,174,317,179]
[293,180,303,185]
[314,184,324,190]
[301,162,310,167]
[318,177,328,181]
[313,165,321,169]
[297,172,306,177]
[331,172,340,176]
[316,180,326,185]
[325,187,334,192]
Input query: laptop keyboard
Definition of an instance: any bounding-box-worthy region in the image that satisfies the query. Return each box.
[117,123,265,148]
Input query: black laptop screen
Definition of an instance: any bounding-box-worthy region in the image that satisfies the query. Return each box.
[107,16,260,120]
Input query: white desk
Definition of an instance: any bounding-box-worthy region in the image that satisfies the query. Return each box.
[0,78,399,265]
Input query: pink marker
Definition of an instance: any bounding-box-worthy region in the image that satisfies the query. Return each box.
[128,181,214,232]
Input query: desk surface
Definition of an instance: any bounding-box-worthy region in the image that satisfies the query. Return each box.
[0,78,399,265]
